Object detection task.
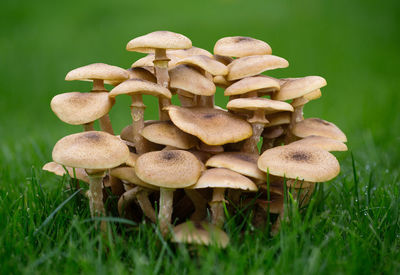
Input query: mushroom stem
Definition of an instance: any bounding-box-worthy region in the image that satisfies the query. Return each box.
[292,182,315,206]
[177,91,195,107]
[91,79,115,134]
[130,95,146,154]
[92,79,106,91]
[159,188,174,236]
[83,122,95,131]
[242,123,264,154]
[198,96,214,108]
[86,169,106,231]
[153,48,171,121]
[185,189,207,221]
[109,172,125,196]
[118,186,140,216]
[210,188,226,227]
[136,190,157,223]
[198,142,224,154]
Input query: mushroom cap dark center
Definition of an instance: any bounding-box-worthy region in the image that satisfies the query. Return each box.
[287,151,312,162]
[161,151,177,161]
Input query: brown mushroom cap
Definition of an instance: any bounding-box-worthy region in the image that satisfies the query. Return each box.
[205,152,266,181]
[227,98,294,114]
[111,167,157,190]
[126,31,192,53]
[227,55,289,81]
[257,145,340,182]
[288,135,348,152]
[165,106,253,145]
[169,65,216,96]
[304,89,322,101]
[213,75,233,88]
[52,131,129,170]
[135,150,203,189]
[50,92,113,125]
[273,76,327,101]
[189,168,258,191]
[109,79,172,99]
[214,36,272,57]
[107,67,157,86]
[213,54,234,65]
[172,221,229,248]
[224,76,280,96]
[169,46,213,58]
[42,162,89,183]
[120,121,160,144]
[265,112,291,127]
[176,55,228,76]
[292,118,347,142]
[125,152,139,167]
[140,121,198,149]
[65,63,129,82]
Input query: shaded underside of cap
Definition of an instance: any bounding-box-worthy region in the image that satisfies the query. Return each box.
[257,145,340,182]
[169,47,213,58]
[52,131,129,170]
[126,31,192,53]
[65,63,129,82]
[172,221,229,248]
[176,55,228,76]
[42,162,89,183]
[111,166,157,190]
[227,97,294,114]
[131,54,181,68]
[214,36,272,57]
[205,152,266,180]
[109,79,171,98]
[190,168,258,191]
[224,75,280,96]
[213,75,233,88]
[120,121,160,143]
[292,118,347,142]
[288,135,348,151]
[169,65,216,96]
[227,55,289,81]
[165,106,253,145]
[135,150,203,188]
[273,76,327,101]
[51,92,113,125]
[140,121,198,149]
[106,67,157,86]
[265,112,291,127]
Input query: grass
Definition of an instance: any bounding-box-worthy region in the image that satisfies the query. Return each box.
[1,0,400,274]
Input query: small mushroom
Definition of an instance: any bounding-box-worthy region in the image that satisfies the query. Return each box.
[225,75,280,99]
[214,36,272,57]
[287,135,348,152]
[291,118,347,142]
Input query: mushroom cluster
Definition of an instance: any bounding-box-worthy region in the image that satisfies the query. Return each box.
[43,31,347,247]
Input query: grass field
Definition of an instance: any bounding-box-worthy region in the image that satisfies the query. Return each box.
[1,0,399,274]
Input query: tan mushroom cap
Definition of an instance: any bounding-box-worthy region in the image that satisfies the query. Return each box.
[107,67,156,86]
[206,152,266,181]
[176,55,228,76]
[126,31,192,53]
[169,47,213,58]
[172,221,229,248]
[131,54,181,68]
[165,106,253,145]
[265,112,291,127]
[304,89,322,101]
[65,63,129,82]
[214,36,272,57]
[50,92,113,125]
[189,168,258,191]
[109,79,172,98]
[135,150,203,189]
[262,126,284,139]
[288,135,348,152]
[120,121,160,144]
[227,55,289,81]
[140,121,198,149]
[169,65,216,96]
[42,162,89,183]
[224,76,280,96]
[227,98,294,114]
[52,131,129,170]
[125,152,139,167]
[273,76,327,101]
[111,167,157,190]
[292,118,347,142]
[258,145,340,182]
[213,75,233,88]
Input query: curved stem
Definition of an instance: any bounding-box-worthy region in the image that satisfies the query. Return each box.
[99,114,115,135]
[136,190,157,223]
[242,123,264,154]
[86,170,106,231]
[130,95,146,154]
[118,187,140,216]
[185,189,207,221]
[210,188,226,227]
[153,49,171,121]
[83,122,95,131]
[159,188,174,237]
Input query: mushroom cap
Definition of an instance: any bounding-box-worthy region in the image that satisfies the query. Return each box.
[109,79,172,98]
[176,55,228,76]
[125,152,139,167]
[172,221,229,248]
[169,65,216,96]
[273,76,327,101]
[262,126,284,139]
[292,118,347,142]
[213,75,233,89]
[288,135,348,152]
[213,54,234,65]
[165,106,253,145]
[107,67,157,86]
[189,168,258,191]
[65,63,129,82]
[227,55,289,81]
[131,53,181,68]
[205,152,266,180]
[257,145,340,182]
[140,121,198,149]
[286,179,313,188]
[120,120,160,144]
[50,92,113,125]
[224,76,280,96]
[52,131,129,170]
[42,162,89,183]
[169,46,213,58]
[214,36,272,57]
[227,98,294,114]
[126,31,192,53]
[111,167,157,190]
[135,150,203,189]
[265,112,291,127]
[304,89,322,101]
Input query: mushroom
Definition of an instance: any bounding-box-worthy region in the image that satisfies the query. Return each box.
[52,131,129,230]
[108,67,157,87]
[126,31,192,120]
[170,46,214,58]
[261,126,285,152]
[172,221,229,248]
[225,75,280,99]
[214,36,272,57]
[291,118,347,142]
[135,150,203,236]
[65,63,129,134]
[109,79,171,154]
[189,168,258,227]
[287,135,348,152]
